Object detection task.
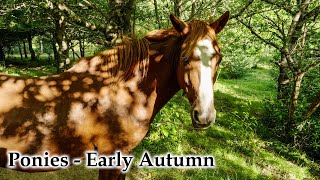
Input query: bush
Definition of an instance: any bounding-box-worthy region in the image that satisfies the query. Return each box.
[262,99,288,139]
[220,56,250,79]
[263,99,320,160]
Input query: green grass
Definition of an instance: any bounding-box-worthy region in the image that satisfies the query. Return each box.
[0,64,319,179]
[0,66,56,77]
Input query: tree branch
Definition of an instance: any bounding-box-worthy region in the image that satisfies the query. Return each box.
[261,0,295,15]
[236,17,281,50]
[282,47,301,73]
[261,14,285,42]
[303,5,320,22]
[287,0,310,51]
[304,91,320,119]
[81,0,109,21]
[0,3,27,15]
[230,0,254,19]
[45,0,107,33]
[304,61,320,72]
[275,10,287,38]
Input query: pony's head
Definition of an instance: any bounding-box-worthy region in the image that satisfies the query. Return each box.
[172,12,229,129]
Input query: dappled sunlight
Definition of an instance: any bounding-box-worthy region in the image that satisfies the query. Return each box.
[215,68,276,102]
[257,151,311,179]
[0,38,156,165]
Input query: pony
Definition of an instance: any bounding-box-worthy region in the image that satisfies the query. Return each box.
[0,11,229,179]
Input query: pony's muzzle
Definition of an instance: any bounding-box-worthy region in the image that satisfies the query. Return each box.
[191,108,216,130]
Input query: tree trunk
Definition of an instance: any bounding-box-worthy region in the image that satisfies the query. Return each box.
[53,11,69,72]
[40,39,44,54]
[18,42,23,60]
[10,47,13,55]
[277,53,291,100]
[173,0,182,18]
[72,48,75,61]
[287,72,305,129]
[0,44,5,62]
[190,0,196,18]
[108,0,135,35]
[153,0,161,29]
[51,32,59,73]
[304,92,320,119]
[23,40,28,58]
[27,34,36,61]
[133,2,137,34]
[79,39,85,57]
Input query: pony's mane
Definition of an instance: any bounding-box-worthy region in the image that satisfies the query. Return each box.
[72,37,150,82]
[73,20,213,82]
[111,37,150,80]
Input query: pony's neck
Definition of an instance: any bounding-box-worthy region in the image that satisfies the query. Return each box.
[139,35,183,122]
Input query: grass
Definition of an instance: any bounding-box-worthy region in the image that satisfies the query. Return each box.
[0,64,319,180]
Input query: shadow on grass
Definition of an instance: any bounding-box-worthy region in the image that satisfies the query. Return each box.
[0,164,97,180]
[215,90,320,178]
[131,88,318,179]
[130,90,272,179]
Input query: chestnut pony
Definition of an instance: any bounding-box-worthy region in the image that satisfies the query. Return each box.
[0,12,229,179]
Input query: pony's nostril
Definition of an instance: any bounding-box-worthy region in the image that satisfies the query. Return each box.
[193,110,200,123]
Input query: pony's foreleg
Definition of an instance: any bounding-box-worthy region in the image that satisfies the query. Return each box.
[98,169,125,180]
[0,148,7,167]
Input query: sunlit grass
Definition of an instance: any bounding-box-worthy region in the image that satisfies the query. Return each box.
[0,65,56,77]
[216,66,276,102]
[128,64,317,179]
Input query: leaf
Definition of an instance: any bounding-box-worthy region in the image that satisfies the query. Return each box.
[175,112,180,118]
[161,127,169,137]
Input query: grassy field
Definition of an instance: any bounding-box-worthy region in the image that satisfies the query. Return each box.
[0,64,319,180]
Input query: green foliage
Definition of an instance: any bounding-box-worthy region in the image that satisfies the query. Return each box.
[220,57,250,79]
[301,69,320,103]
[263,99,320,162]
[219,17,276,80]
[262,99,288,139]
[261,62,320,161]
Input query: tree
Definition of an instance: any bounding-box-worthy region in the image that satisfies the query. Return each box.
[0,43,4,62]
[173,0,182,18]
[27,34,36,61]
[237,0,320,139]
[43,0,136,44]
[109,0,136,34]
[153,0,161,29]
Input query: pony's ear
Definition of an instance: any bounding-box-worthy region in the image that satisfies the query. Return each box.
[170,14,189,34]
[210,11,230,34]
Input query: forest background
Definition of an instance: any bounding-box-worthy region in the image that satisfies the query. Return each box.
[0,0,319,179]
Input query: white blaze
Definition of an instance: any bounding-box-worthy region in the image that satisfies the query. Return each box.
[194,39,215,119]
